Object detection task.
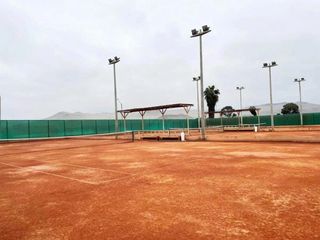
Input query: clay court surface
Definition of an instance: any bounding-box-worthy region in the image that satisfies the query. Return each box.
[204,129,320,143]
[1,135,320,239]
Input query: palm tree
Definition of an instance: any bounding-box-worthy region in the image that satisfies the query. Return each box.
[204,85,220,118]
[249,106,257,116]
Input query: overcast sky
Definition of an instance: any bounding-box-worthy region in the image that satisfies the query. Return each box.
[0,0,319,119]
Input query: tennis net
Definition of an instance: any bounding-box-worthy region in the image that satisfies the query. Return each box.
[0,131,135,144]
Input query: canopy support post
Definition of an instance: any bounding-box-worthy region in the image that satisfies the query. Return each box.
[120,111,129,132]
[159,109,167,131]
[183,106,191,134]
[138,111,146,131]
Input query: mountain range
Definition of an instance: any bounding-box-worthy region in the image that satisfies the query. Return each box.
[46,102,320,120]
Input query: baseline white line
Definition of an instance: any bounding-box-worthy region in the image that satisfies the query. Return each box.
[0,162,98,185]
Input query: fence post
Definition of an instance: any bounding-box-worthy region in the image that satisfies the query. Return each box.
[28,120,30,139]
[6,120,9,139]
[48,120,50,137]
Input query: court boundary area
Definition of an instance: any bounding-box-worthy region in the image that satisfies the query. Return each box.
[1,139,320,239]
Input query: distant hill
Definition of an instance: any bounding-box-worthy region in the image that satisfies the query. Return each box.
[45,110,197,120]
[46,111,114,120]
[246,102,320,116]
[46,102,320,120]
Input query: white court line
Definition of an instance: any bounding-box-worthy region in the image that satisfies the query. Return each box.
[0,157,206,186]
[0,162,98,185]
[98,160,203,185]
[32,159,132,175]
[97,157,208,184]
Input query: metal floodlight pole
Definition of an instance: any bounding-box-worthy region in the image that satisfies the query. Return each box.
[268,67,274,129]
[113,64,118,133]
[262,62,277,130]
[108,56,120,133]
[193,76,201,128]
[236,86,244,125]
[294,78,306,125]
[199,34,205,137]
[191,25,211,140]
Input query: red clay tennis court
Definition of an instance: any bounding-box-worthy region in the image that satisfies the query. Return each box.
[0,133,320,239]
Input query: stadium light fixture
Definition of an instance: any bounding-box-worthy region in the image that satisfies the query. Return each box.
[202,25,210,32]
[294,78,306,125]
[109,56,120,65]
[262,61,278,130]
[108,56,121,133]
[193,76,201,128]
[191,29,199,36]
[190,25,212,140]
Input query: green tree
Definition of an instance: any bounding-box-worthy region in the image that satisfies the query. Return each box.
[281,103,299,114]
[221,106,235,118]
[249,106,257,116]
[204,85,220,118]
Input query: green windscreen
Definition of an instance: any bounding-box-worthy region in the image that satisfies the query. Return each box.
[29,120,49,138]
[1,113,320,140]
[82,120,97,135]
[0,120,8,139]
[49,120,65,137]
[65,120,82,136]
[7,120,29,139]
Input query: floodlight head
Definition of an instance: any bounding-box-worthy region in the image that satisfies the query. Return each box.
[294,78,298,82]
[236,87,240,90]
[191,29,198,36]
[193,77,197,81]
[301,77,305,81]
[202,25,210,32]
[271,61,277,66]
[263,63,268,68]
[108,58,113,64]
[114,56,120,62]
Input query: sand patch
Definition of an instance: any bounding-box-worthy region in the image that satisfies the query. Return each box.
[14,165,59,175]
[123,162,146,169]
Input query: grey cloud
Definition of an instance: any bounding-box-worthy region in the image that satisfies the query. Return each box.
[0,0,319,119]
